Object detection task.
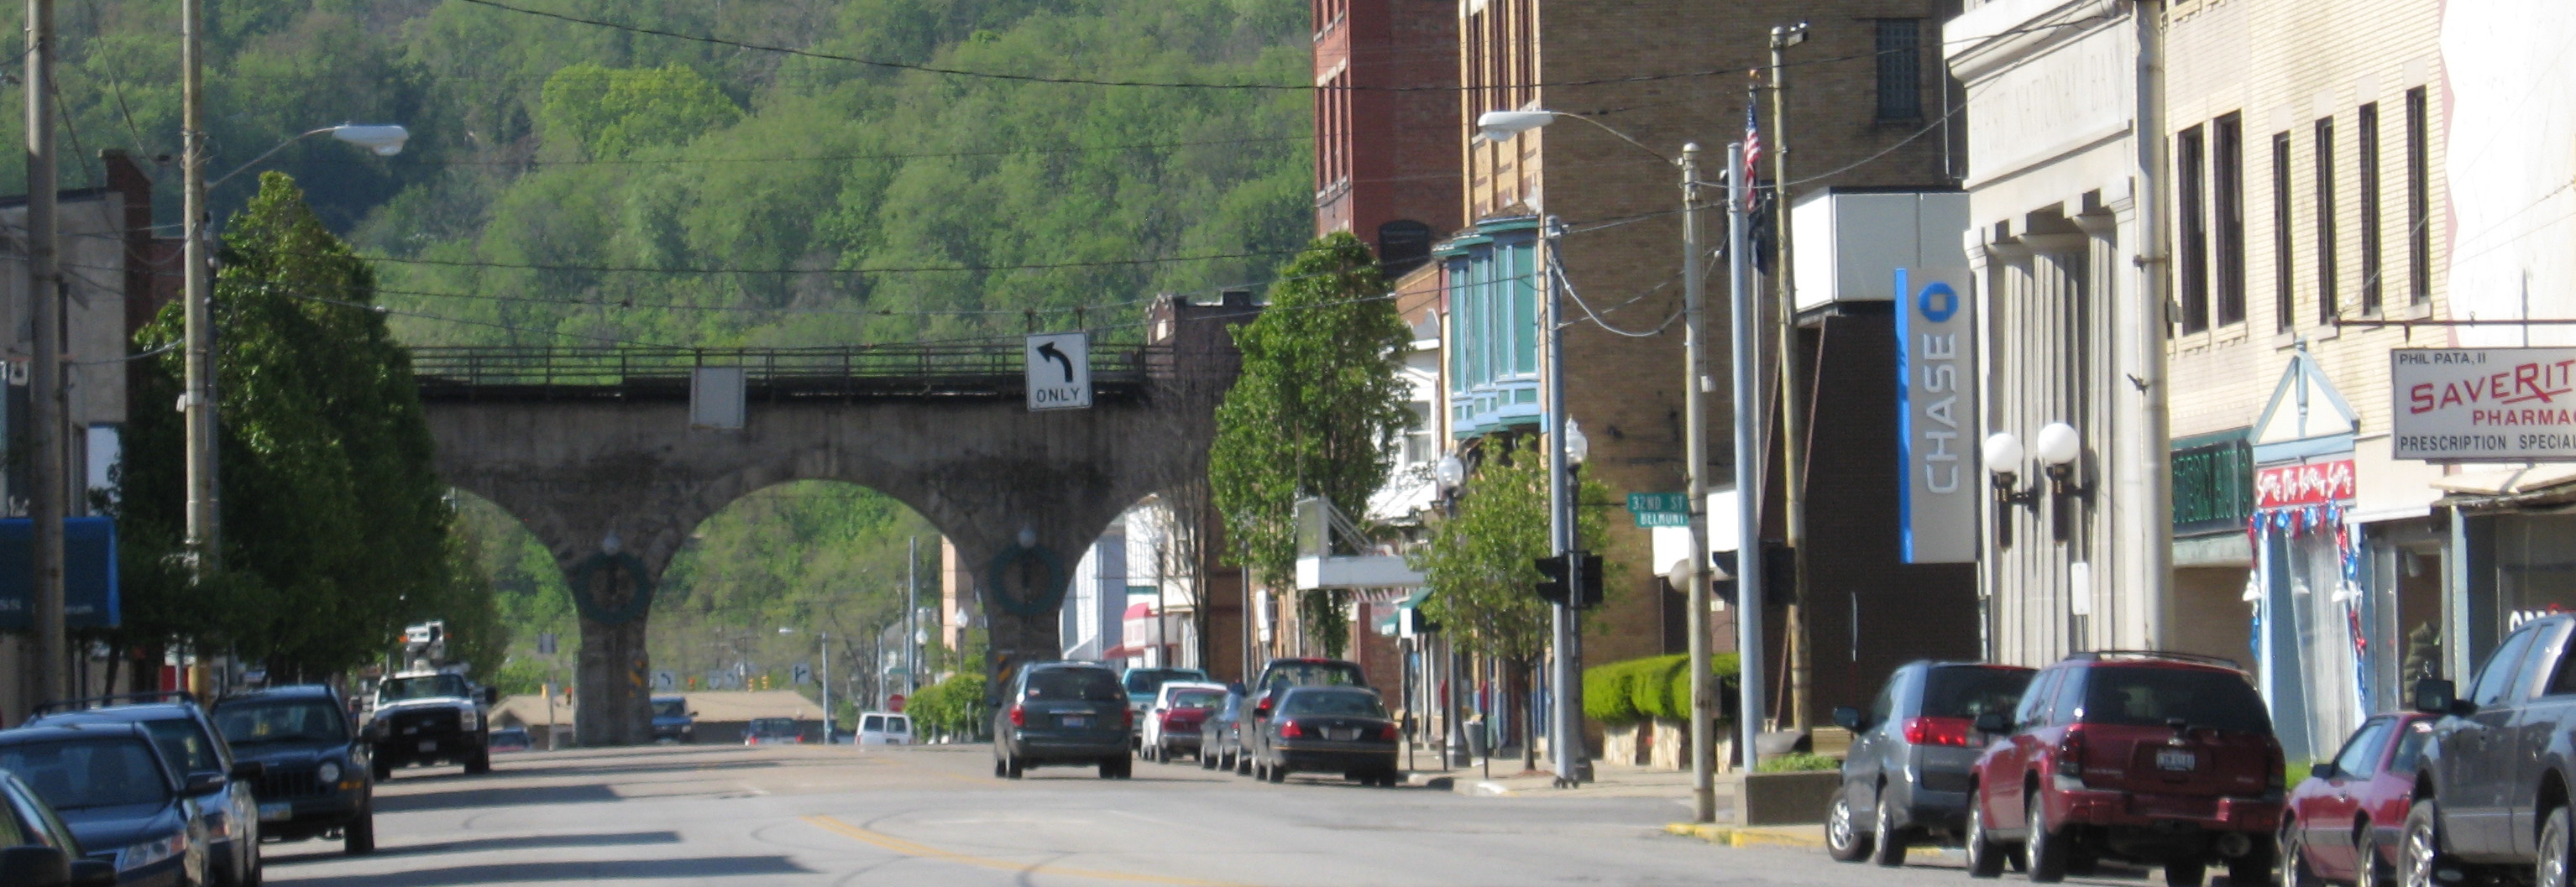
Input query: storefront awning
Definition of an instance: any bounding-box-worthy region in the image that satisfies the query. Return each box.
[2433,464,2576,510]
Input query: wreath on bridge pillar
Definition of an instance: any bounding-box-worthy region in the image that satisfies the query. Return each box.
[567,551,656,627]
[984,545,1068,618]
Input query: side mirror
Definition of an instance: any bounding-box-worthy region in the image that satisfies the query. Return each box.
[479,687,500,706]
[1831,707,1864,731]
[689,711,700,717]
[228,761,265,780]
[184,772,228,795]
[2311,762,2340,780]
[1974,712,2010,734]
[68,858,115,887]
[2412,678,2459,716]
[0,845,71,887]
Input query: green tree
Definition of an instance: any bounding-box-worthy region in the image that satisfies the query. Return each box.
[1208,232,1413,657]
[1408,441,1610,772]
[117,172,490,677]
[539,64,744,160]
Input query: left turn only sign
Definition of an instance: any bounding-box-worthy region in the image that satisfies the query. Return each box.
[1025,331,1092,411]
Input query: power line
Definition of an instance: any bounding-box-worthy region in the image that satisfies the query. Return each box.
[384,134,1306,167]
[336,247,1303,276]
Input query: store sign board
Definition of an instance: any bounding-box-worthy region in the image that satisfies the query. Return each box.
[1895,268,1977,564]
[2391,347,2576,461]
[2254,459,2355,509]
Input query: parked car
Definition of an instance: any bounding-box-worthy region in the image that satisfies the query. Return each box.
[1234,659,1368,772]
[1826,660,2037,865]
[1241,686,1401,786]
[2399,613,2576,887]
[211,684,376,855]
[1140,681,1226,763]
[1200,690,1246,774]
[0,723,211,887]
[29,693,264,886]
[856,712,912,746]
[2281,712,2434,887]
[743,718,803,746]
[486,728,533,754]
[1963,650,2285,887]
[992,661,1133,780]
[650,696,694,744]
[0,770,118,886]
[1118,668,1208,749]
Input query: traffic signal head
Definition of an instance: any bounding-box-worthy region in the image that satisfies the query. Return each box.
[1533,555,1569,604]
[1576,552,1605,608]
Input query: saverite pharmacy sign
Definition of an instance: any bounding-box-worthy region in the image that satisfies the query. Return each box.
[2391,347,2576,461]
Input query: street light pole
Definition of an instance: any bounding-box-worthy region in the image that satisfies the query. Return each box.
[906,536,919,699]
[1767,23,1814,733]
[181,0,217,598]
[1728,142,1769,774]
[1681,143,1717,823]
[1542,215,1580,789]
[24,0,65,710]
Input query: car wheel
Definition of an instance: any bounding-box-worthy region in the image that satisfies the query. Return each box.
[1966,795,2008,879]
[343,806,375,856]
[1005,754,1024,780]
[1872,793,1910,868]
[2228,838,2276,887]
[372,758,393,781]
[2403,800,2448,887]
[1201,749,1217,770]
[464,749,491,775]
[1267,763,1286,784]
[1099,757,1121,779]
[2283,821,2322,887]
[1826,790,1873,863]
[2026,791,2068,883]
[2359,830,2394,887]
[2538,807,2572,887]
[2165,859,2207,887]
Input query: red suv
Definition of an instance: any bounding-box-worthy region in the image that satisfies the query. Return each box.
[1963,651,2286,887]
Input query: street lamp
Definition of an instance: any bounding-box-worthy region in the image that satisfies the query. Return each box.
[779,627,832,741]
[2034,421,2088,497]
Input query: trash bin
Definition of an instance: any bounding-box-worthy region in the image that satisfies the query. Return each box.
[1466,722,1490,758]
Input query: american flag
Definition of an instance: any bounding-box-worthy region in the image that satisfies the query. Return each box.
[1741,103,1763,208]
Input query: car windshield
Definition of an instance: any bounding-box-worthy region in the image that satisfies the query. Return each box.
[2079,666,2273,733]
[1167,689,1224,709]
[1281,691,1386,717]
[1,739,170,810]
[215,700,348,746]
[2390,719,2434,775]
[652,700,687,718]
[1123,670,1201,695]
[1923,666,2034,719]
[751,718,795,733]
[1028,669,1123,702]
[1264,662,1364,692]
[379,675,469,702]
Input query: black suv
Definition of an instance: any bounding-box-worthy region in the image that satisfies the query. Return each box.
[212,686,374,854]
[992,662,1133,779]
[1828,660,2035,865]
[2402,613,2576,887]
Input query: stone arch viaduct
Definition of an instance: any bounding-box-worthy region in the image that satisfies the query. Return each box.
[415,294,1255,744]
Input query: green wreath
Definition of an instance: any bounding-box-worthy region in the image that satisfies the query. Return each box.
[984,545,1067,618]
[567,551,655,626]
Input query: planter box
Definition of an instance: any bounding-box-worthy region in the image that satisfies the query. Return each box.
[1605,722,1648,766]
[1734,770,1840,827]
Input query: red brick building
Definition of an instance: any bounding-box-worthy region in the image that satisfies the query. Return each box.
[1313,0,1461,278]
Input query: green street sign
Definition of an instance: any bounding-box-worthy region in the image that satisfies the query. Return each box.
[1633,511,1690,528]
[1627,493,1689,514]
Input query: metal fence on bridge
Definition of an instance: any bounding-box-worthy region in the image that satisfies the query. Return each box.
[409,342,1165,400]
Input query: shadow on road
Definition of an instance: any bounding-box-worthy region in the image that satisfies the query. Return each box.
[374,782,622,813]
[266,855,810,885]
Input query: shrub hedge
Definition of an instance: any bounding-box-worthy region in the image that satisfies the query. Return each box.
[1581,653,1741,725]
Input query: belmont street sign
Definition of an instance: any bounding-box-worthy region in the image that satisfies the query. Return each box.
[2392,347,2576,461]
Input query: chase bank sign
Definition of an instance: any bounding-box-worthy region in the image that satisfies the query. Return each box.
[1896,268,1977,564]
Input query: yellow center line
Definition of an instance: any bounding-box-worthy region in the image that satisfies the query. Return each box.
[801,814,1264,887]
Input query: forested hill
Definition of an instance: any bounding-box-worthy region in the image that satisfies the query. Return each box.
[4,0,1312,348]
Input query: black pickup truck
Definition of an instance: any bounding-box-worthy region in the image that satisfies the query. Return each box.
[2403,612,2576,887]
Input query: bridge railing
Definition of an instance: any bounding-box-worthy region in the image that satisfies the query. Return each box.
[410,342,1163,399]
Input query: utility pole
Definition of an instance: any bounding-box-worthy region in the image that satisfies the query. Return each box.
[1767,23,1814,733]
[2128,0,2174,649]
[1542,217,1581,789]
[905,536,919,698]
[181,0,217,582]
[23,0,65,710]
[1728,141,1769,775]
[1681,143,1717,822]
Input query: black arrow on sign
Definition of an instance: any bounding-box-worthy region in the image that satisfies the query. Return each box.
[1034,341,1076,383]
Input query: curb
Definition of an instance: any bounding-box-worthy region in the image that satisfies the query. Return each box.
[1662,822,1949,856]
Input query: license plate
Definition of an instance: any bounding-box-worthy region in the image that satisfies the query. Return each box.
[419,739,439,753]
[1060,717,1086,728]
[258,801,292,822]
[1325,728,1359,741]
[2156,749,2198,771]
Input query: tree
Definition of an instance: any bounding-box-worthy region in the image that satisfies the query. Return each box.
[1208,232,1414,657]
[117,172,492,678]
[1408,440,1610,772]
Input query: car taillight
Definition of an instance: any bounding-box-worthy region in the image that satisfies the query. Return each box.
[1377,723,1401,741]
[1121,707,1134,730]
[1903,717,1975,747]
[2265,738,2286,790]
[1008,705,1025,727]
[1280,720,1306,738]
[2055,725,2087,779]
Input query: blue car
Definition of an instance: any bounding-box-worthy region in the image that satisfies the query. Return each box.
[29,693,263,886]
[0,723,210,887]
[0,769,118,886]
[650,696,694,744]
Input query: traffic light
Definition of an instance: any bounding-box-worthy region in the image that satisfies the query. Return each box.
[1534,555,1570,604]
[1574,552,1605,608]
[1712,543,1796,606]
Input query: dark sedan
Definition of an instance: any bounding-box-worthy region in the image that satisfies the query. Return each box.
[2281,712,2433,887]
[0,723,209,887]
[1245,686,1401,786]
[0,770,118,886]
[1828,660,2034,866]
[212,685,375,854]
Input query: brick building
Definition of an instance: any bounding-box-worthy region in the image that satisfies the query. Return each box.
[1314,0,1461,277]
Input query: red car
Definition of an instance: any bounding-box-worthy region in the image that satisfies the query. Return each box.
[2280,712,2434,887]
[1964,651,2285,887]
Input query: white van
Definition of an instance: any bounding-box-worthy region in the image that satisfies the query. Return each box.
[856,712,912,746]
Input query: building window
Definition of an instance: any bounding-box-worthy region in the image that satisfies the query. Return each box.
[2316,116,2339,324]
[2273,132,2294,332]
[2176,125,2209,333]
[1442,227,1544,436]
[2359,102,2384,315]
[2213,113,2246,326]
[1875,19,1924,121]
[2407,87,2432,305]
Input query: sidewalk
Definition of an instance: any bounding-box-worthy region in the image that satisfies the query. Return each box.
[1403,758,1737,801]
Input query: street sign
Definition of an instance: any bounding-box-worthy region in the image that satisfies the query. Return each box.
[887,693,908,713]
[536,633,557,656]
[793,662,814,686]
[1626,492,1689,528]
[652,670,676,690]
[1633,511,1690,528]
[1024,332,1092,411]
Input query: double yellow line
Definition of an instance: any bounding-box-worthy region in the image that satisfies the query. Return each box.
[800,815,1260,886]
